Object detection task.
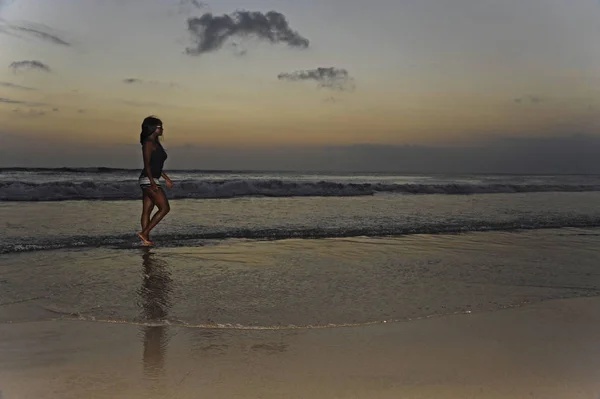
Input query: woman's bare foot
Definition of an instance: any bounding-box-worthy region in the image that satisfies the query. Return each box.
[137,232,154,246]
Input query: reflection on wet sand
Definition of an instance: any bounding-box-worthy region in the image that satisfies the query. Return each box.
[137,248,173,384]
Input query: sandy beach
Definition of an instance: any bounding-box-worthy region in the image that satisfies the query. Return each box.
[1,296,599,399]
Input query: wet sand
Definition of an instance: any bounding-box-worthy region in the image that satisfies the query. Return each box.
[1,297,599,399]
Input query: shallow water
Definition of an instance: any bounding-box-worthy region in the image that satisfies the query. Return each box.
[3,192,600,254]
[2,228,599,328]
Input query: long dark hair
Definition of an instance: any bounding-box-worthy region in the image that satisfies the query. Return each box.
[140,116,162,145]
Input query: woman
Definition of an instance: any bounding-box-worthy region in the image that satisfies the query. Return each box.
[137,116,173,246]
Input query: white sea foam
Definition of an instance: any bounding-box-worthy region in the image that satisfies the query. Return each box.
[2,179,600,201]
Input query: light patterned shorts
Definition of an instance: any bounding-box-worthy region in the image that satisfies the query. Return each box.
[138,176,161,188]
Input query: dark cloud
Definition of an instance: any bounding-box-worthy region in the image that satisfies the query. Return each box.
[9,24,70,46]
[514,95,543,104]
[11,108,46,118]
[3,134,600,174]
[188,0,205,8]
[178,0,206,13]
[166,0,207,17]
[0,97,44,106]
[122,78,178,87]
[231,42,248,56]
[163,135,600,174]
[186,10,309,55]
[123,78,143,84]
[9,60,51,73]
[0,97,24,104]
[0,81,35,90]
[277,67,356,91]
[0,20,71,46]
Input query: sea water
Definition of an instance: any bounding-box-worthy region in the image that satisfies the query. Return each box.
[1,169,600,328]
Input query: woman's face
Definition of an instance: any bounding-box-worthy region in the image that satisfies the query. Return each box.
[154,125,163,136]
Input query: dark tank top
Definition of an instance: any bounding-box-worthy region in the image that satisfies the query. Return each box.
[140,140,168,179]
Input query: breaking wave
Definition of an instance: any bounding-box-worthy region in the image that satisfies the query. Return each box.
[2,179,600,201]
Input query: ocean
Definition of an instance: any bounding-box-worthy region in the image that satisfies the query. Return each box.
[2,168,600,328]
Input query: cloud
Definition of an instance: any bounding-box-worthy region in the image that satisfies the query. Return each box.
[231,42,248,56]
[177,0,206,14]
[148,135,600,174]
[9,60,51,73]
[277,67,356,91]
[122,78,178,87]
[0,97,24,104]
[123,78,143,84]
[0,20,71,46]
[186,10,309,55]
[11,108,46,118]
[514,95,543,104]
[166,0,207,18]
[3,134,600,174]
[188,0,205,8]
[0,97,45,106]
[0,81,35,90]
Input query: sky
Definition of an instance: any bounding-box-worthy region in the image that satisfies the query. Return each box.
[1,0,600,172]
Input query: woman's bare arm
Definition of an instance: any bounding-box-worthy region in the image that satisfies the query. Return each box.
[161,172,173,188]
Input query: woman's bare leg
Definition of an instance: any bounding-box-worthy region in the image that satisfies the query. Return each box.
[138,187,170,242]
[141,190,155,232]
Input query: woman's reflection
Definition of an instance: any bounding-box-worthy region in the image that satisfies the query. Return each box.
[137,247,173,380]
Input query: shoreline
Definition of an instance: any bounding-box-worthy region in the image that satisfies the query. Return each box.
[0,295,562,330]
[2,296,600,399]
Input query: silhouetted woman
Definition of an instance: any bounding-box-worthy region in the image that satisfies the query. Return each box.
[137,116,173,246]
